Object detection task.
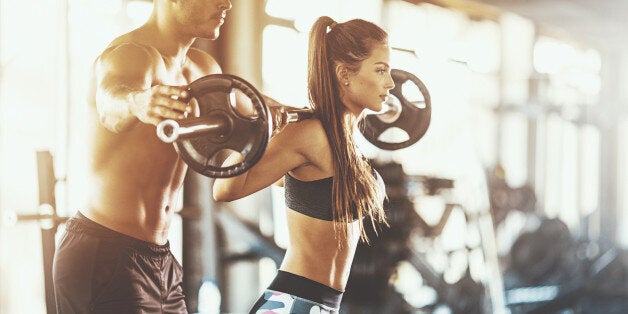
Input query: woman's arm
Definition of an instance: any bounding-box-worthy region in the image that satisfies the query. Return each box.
[212,119,319,201]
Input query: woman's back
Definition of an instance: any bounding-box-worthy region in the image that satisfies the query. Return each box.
[282,185,362,290]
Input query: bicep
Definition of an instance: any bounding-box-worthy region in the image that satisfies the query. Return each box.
[96,44,155,94]
[92,45,157,131]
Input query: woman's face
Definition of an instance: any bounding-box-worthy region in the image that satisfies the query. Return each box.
[340,43,395,115]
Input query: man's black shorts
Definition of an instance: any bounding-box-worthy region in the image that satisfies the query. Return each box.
[53,211,187,314]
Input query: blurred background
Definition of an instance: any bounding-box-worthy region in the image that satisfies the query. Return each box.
[0,0,626,313]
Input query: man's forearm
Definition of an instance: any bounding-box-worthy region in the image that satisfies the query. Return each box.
[96,87,146,133]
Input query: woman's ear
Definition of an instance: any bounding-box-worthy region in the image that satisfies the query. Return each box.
[335,64,349,86]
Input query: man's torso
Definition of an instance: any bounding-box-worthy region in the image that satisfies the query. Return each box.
[85,30,220,244]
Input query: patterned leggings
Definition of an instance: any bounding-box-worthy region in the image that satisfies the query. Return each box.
[250,289,338,314]
[248,271,342,314]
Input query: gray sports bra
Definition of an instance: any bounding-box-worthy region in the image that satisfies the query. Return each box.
[284,170,385,221]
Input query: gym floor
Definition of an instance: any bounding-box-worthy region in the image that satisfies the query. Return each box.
[1,0,627,313]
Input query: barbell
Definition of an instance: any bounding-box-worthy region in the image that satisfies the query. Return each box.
[156,69,431,178]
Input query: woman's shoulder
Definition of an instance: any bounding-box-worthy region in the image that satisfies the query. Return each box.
[287,117,327,138]
[279,117,330,150]
[278,117,333,173]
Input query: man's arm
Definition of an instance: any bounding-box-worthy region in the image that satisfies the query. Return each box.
[94,43,190,133]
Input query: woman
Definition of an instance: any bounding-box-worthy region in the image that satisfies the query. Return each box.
[213,16,395,314]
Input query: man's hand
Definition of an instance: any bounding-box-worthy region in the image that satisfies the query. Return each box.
[132,85,192,126]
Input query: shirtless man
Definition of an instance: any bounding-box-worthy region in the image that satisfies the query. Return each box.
[53,1,232,312]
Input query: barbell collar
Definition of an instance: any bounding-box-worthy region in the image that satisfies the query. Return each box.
[285,108,314,123]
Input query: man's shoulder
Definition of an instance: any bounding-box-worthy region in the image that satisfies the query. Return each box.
[187,47,221,75]
[96,40,162,76]
[101,41,158,61]
[187,47,216,62]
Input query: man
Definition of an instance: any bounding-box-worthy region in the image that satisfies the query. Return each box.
[53,0,233,313]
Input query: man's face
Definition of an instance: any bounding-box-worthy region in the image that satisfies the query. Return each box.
[177,0,232,40]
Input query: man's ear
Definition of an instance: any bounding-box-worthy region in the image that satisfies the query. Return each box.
[335,64,349,86]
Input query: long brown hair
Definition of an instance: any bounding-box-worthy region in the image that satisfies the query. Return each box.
[307,16,388,242]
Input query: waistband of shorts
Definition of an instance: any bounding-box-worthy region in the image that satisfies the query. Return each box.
[268,270,343,310]
[64,211,171,255]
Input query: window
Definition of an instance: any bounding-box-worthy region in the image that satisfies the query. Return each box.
[0,1,154,313]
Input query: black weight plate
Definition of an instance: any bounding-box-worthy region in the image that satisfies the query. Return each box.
[359,69,431,150]
[174,74,272,178]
